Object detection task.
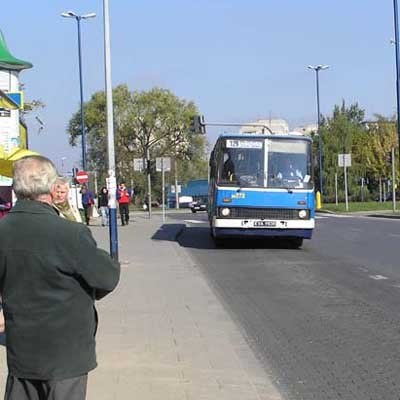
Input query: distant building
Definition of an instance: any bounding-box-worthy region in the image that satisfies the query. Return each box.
[240,119,289,134]
[292,124,317,136]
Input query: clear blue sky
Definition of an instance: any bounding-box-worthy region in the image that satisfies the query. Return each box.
[0,1,396,172]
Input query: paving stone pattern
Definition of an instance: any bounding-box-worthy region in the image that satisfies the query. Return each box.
[0,215,282,400]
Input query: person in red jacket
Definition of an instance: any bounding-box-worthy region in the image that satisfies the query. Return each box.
[116,182,132,226]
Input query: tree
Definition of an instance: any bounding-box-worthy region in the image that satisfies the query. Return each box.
[67,85,207,206]
[319,101,367,201]
[319,101,398,202]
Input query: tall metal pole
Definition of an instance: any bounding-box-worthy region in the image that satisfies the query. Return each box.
[308,65,329,195]
[103,0,118,260]
[146,147,152,219]
[394,0,400,159]
[392,146,396,211]
[62,12,95,169]
[162,158,166,223]
[76,17,87,171]
[315,69,323,194]
[343,153,349,211]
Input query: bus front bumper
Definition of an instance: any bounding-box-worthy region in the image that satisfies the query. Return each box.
[212,218,314,239]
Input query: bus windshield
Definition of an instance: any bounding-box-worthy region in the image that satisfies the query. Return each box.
[217,137,312,189]
[267,139,312,189]
[218,139,265,187]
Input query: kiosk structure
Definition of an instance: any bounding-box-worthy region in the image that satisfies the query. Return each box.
[0,30,33,184]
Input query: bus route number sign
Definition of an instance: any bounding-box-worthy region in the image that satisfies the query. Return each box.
[226,140,263,149]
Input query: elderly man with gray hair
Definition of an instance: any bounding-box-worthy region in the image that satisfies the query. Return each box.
[0,156,120,400]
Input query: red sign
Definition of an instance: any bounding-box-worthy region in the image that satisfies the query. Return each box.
[75,170,89,184]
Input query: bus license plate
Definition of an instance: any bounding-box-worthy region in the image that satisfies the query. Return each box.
[253,220,276,227]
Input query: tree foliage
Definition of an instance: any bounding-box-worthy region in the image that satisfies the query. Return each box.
[67,85,208,200]
[319,101,398,202]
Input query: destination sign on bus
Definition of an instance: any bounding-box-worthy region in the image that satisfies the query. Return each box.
[226,140,263,149]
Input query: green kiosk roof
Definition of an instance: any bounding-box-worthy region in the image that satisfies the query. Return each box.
[0,30,32,71]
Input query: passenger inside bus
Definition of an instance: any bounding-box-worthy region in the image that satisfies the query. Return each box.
[268,155,305,188]
[221,150,263,186]
[277,158,303,181]
[222,152,235,181]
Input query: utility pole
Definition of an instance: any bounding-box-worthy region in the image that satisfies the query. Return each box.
[103,0,118,259]
[308,65,329,194]
[393,0,400,159]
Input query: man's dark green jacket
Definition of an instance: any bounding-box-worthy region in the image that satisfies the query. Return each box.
[0,200,120,380]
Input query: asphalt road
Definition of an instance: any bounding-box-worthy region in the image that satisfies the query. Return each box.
[170,211,400,400]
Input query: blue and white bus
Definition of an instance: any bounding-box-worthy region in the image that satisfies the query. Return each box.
[208,132,314,248]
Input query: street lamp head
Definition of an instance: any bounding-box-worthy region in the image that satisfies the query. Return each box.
[82,13,96,19]
[308,65,330,71]
[61,11,95,20]
[61,11,77,18]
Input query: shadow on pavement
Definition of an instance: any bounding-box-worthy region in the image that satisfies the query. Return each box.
[151,224,186,242]
[177,226,303,250]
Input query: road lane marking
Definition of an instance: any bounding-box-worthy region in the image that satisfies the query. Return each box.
[369,275,388,280]
[184,220,207,224]
[316,214,352,219]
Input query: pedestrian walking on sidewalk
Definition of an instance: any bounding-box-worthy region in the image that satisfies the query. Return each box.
[80,184,94,225]
[97,186,109,226]
[117,181,132,225]
[0,155,120,400]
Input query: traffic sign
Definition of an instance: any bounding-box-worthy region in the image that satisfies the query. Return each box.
[133,159,144,172]
[338,154,351,167]
[156,157,171,172]
[75,170,89,184]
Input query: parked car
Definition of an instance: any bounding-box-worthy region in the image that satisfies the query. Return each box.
[190,200,207,213]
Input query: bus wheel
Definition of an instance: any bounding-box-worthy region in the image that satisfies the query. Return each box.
[289,238,303,249]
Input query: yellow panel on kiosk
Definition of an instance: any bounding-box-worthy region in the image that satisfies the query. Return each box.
[0,148,39,177]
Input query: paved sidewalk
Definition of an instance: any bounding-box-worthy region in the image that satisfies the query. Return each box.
[88,214,282,400]
[0,214,282,400]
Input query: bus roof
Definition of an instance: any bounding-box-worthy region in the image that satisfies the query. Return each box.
[217,132,312,142]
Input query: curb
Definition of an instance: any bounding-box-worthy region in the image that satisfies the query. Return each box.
[367,213,400,219]
[316,209,335,214]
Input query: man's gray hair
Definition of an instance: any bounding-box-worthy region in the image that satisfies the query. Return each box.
[13,156,58,200]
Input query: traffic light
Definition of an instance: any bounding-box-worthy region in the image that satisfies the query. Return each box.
[190,115,206,134]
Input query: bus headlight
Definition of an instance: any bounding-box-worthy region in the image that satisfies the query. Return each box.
[298,210,308,219]
[221,208,231,217]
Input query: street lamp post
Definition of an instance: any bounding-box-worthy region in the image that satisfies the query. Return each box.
[103,0,118,260]
[393,0,400,159]
[61,11,96,172]
[308,65,329,195]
